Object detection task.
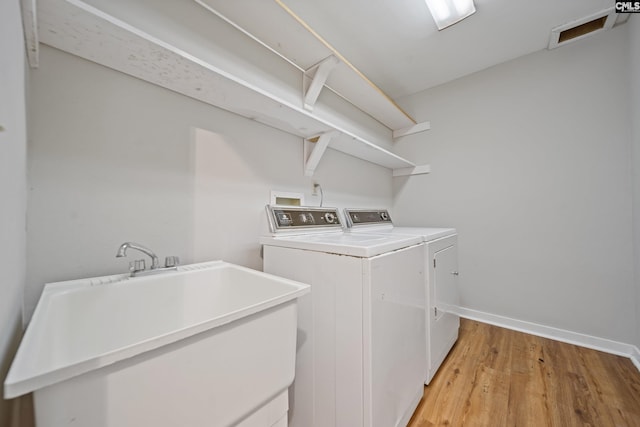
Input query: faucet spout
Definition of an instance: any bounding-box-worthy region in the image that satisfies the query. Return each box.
[116,242,160,269]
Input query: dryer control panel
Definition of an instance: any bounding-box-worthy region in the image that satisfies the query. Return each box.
[344,209,393,228]
[266,205,342,233]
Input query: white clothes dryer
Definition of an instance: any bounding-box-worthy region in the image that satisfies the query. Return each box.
[260,205,425,427]
[344,209,460,385]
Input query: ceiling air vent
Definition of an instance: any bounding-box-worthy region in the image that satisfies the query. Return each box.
[548,8,618,49]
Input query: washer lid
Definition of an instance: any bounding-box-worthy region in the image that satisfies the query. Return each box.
[390,227,457,242]
[343,208,456,242]
[348,226,456,242]
[260,232,423,258]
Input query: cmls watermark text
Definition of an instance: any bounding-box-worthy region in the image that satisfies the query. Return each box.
[616,1,640,12]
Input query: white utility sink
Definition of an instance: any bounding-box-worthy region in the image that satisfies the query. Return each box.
[4,261,310,427]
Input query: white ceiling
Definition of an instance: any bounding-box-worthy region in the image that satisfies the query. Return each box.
[277,0,617,99]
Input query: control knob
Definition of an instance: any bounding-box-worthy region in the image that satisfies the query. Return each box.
[323,212,336,223]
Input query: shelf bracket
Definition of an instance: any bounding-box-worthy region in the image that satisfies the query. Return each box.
[392,164,431,177]
[392,121,431,140]
[303,131,336,176]
[303,55,340,111]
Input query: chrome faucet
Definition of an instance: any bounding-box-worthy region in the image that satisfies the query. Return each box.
[116,242,160,270]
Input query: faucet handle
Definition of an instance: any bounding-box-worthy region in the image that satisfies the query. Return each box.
[165,256,180,268]
[129,259,146,273]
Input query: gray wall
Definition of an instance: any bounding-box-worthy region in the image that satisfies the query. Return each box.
[393,25,636,344]
[0,0,27,422]
[631,16,640,349]
[25,45,393,319]
[14,9,640,402]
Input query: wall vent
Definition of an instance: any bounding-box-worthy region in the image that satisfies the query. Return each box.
[548,8,618,49]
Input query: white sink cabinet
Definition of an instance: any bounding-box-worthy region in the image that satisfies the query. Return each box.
[5,261,310,427]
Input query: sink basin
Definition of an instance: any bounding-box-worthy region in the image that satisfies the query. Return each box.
[4,261,310,427]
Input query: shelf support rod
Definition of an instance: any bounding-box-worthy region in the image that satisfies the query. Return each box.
[304,131,335,176]
[303,55,340,111]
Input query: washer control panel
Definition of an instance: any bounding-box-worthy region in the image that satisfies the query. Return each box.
[267,205,342,232]
[344,209,393,227]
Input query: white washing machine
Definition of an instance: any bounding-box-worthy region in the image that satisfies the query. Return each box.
[260,205,426,427]
[344,209,460,385]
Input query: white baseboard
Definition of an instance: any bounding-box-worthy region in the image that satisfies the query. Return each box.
[631,345,640,372]
[452,306,640,372]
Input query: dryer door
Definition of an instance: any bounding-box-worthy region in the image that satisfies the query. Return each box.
[433,241,459,319]
[428,235,460,384]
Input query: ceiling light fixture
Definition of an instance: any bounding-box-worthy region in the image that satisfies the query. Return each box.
[424,0,476,30]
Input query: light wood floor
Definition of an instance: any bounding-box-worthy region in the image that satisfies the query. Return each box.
[408,319,640,427]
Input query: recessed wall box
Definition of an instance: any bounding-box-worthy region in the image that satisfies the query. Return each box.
[270,190,305,206]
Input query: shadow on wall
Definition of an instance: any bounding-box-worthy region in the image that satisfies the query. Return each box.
[1,322,34,427]
[191,128,277,270]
